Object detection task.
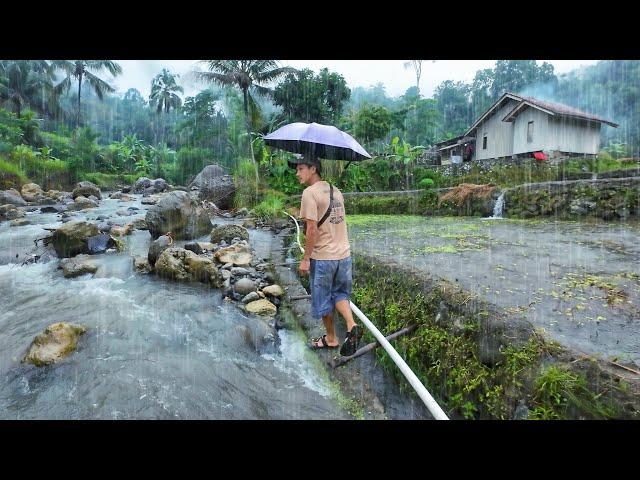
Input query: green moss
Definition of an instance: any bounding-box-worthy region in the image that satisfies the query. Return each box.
[351,255,631,419]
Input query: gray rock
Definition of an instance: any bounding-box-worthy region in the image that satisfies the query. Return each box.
[230,267,251,276]
[184,242,203,255]
[10,218,29,227]
[210,224,249,244]
[189,164,236,209]
[153,178,168,192]
[233,277,256,295]
[72,181,102,200]
[148,235,173,266]
[0,189,27,206]
[67,195,99,211]
[60,255,98,278]
[87,233,117,254]
[155,247,221,286]
[134,177,152,193]
[145,191,212,240]
[51,221,100,258]
[241,292,260,304]
[0,204,25,221]
[20,183,45,203]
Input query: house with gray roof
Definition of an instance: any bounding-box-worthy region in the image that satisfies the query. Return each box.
[433,92,618,165]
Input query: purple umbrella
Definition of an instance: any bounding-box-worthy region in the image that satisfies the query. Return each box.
[263,122,372,162]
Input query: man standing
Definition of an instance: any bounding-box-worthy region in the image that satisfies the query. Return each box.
[292,156,362,357]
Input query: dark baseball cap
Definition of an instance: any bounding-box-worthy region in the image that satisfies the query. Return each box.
[287,156,321,170]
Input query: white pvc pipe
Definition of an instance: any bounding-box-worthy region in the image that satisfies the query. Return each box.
[283,211,449,420]
[349,301,449,420]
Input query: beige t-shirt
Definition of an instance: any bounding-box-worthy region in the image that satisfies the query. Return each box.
[299,180,350,260]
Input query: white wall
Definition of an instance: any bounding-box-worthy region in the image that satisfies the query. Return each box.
[512,107,551,154]
[474,99,518,160]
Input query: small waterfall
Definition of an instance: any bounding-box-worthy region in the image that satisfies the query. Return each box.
[492,192,505,218]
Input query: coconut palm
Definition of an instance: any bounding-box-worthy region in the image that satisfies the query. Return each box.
[54,60,122,128]
[149,69,183,114]
[194,60,297,175]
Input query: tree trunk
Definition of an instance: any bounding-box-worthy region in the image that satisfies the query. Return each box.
[77,72,83,129]
[242,88,259,183]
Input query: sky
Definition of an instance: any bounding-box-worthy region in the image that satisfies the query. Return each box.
[110,60,600,102]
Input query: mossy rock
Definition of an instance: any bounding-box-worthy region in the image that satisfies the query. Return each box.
[23,322,87,366]
[210,224,249,244]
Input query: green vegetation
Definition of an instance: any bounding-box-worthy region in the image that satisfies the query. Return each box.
[350,255,627,419]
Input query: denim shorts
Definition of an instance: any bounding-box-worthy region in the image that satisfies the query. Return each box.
[309,256,352,318]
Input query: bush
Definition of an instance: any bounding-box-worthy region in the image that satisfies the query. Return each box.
[418,178,434,189]
[0,157,29,189]
[233,159,261,208]
[252,191,285,221]
[81,172,138,190]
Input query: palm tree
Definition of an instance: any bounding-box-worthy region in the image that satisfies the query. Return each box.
[54,60,122,128]
[0,60,59,117]
[149,69,183,145]
[194,60,296,176]
[149,69,183,113]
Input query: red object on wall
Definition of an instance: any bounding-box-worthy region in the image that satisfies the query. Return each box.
[533,151,547,161]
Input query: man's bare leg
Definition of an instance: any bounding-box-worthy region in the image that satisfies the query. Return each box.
[312,312,339,347]
[335,299,357,332]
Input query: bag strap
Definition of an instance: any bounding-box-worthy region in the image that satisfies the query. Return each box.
[317,183,333,228]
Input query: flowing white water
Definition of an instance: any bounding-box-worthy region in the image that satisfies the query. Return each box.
[484,192,505,220]
[0,193,345,419]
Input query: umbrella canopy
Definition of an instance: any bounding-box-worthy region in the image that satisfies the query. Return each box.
[263,122,372,162]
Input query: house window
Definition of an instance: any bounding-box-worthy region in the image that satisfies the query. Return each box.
[482,134,487,150]
[527,121,534,143]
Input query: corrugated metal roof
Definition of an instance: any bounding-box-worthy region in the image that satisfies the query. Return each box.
[504,94,619,127]
[466,92,619,134]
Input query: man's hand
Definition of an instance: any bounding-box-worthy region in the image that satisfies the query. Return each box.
[299,258,310,276]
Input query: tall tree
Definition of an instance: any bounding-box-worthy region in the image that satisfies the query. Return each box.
[273,68,351,125]
[149,69,183,113]
[434,80,472,137]
[0,60,59,117]
[54,60,122,128]
[194,60,296,174]
[490,60,556,100]
[404,60,423,94]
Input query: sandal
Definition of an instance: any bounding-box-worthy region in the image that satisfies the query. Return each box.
[339,325,363,357]
[309,335,339,350]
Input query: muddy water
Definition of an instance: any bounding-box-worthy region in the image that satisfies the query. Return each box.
[348,215,640,368]
[0,195,349,419]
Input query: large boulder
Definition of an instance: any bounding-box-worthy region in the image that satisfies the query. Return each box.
[20,183,45,203]
[51,221,100,258]
[210,224,249,244]
[23,322,87,367]
[134,177,152,193]
[189,164,236,209]
[0,189,28,206]
[155,247,221,286]
[145,191,212,240]
[72,181,102,200]
[153,178,168,192]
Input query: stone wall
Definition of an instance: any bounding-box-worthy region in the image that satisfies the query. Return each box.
[504,177,640,220]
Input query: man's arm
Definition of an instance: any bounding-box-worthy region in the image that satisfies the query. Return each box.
[298,219,318,276]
